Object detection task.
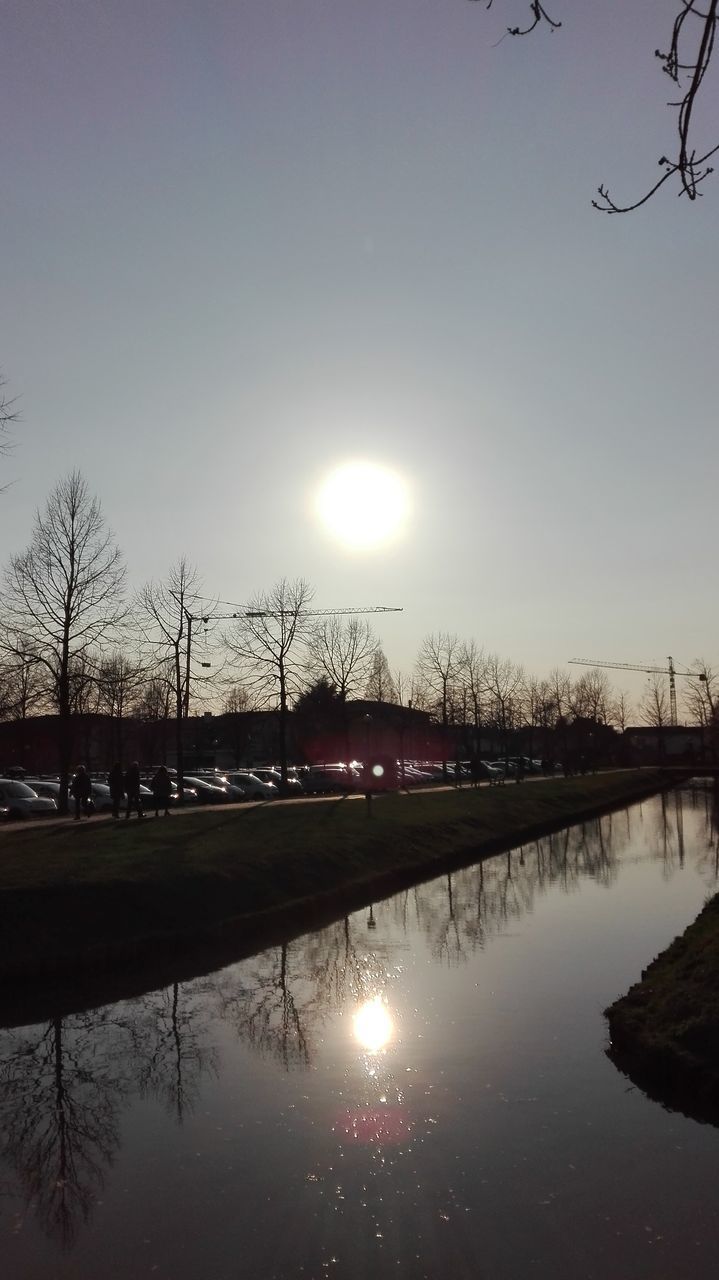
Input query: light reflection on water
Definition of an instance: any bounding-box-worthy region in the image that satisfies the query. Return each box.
[1,785,719,1278]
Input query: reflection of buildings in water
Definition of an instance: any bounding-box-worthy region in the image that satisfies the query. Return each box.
[0,979,217,1248]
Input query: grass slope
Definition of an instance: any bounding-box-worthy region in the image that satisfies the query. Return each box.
[0,770,670,980]
[606,890,719,1123]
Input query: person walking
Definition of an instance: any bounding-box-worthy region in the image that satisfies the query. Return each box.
[108,762,125,820]
[70,765,92,820]
[124,761,144,820]
[151,765,172,817]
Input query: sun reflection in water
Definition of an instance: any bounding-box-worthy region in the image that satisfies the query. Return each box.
[353,996,393,1054]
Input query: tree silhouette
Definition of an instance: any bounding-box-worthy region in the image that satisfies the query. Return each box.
[0,472,126,809]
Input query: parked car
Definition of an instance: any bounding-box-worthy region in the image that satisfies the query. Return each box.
[301,765,361,795]
[167,782,199,805]
[489,760,516,777]
[479,760,504,782]
[183,776,234,804]
[252,768,304,795]
[0,779,58,819]
[222,771,278,800]
[399,764,435,786]
[90,782,114,812]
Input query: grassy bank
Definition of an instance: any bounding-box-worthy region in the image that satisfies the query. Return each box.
[0,770,672,992]
[606,889,719,1124]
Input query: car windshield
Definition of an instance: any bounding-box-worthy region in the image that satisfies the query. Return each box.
[0,782,37,798]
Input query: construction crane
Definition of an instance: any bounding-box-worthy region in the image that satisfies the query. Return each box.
[178,601,402,715]
[567,656,708,726]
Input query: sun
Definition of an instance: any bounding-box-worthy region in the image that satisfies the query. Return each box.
[316,461,409,550]
[353,997,394,1054]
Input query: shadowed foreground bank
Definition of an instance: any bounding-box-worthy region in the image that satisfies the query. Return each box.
[606,886,719,1126]
[0,772,675,991]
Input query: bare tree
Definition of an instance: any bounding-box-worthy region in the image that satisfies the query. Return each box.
[473,1,719,212]
[417,632,462,776]
[483,652,525,758]
[609,689,632,734]
[96,650,146,763]
[222,683,253,715]
[547,667,572,723]
[459,640,487,731]
[570,668,611,724]
[308,616,377,701]
[225,577,315,788]
[684,659,719,727]
[136,559,204,794]
[0,472,126,809]
[0,371,19,484]
[0,638,46,722]
[640,674,670,759]
[364,647,398,703]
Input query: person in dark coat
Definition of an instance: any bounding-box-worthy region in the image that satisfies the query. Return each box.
[70,765,92,821]
[108,762,125,820]
[151,765,172,817]
[124,761,144,820]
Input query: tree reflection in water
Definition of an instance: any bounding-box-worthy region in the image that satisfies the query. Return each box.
[0,980,217,1247]
[0,1011,127,1248]
[0,786,713,1249]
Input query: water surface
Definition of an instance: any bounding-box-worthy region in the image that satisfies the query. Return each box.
[2,786,719,1279]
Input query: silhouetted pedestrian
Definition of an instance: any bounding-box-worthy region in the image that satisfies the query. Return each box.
[108,762,125,820]
[124,761,144,820]
[151,765,172,817]
[70,765,92,820]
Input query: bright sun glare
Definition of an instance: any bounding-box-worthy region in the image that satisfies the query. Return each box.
[353,997,394,1054]
[316,461,409,550]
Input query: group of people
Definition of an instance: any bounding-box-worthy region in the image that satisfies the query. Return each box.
[70,763,173,821]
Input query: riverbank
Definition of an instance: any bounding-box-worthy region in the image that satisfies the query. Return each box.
[0,770,676,999]
[606,884,719,1125]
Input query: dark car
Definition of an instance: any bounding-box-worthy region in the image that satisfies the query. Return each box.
[183,776,234,804]
[302,765,361,795]
[0,779,58,819]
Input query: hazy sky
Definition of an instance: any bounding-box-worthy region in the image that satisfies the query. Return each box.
[2,0,717,709]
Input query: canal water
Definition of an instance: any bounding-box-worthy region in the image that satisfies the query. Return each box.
[2,786,719,1279]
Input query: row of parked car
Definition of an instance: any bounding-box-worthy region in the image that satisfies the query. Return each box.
[0,757,552,818]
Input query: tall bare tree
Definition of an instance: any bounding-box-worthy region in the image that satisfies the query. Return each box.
[96,650,146,763]
[684,660,719,761]
[459,639,487,731]
[609,690,632,734]
[364,647,398,703]
[0,472,126,809]
[136,559,204,794]
[483,652,525,759]
[308,616,377,701]
[570,668,611,724]
[417,632,462,776]
[225,577,315,788]
[640,675,670,759]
